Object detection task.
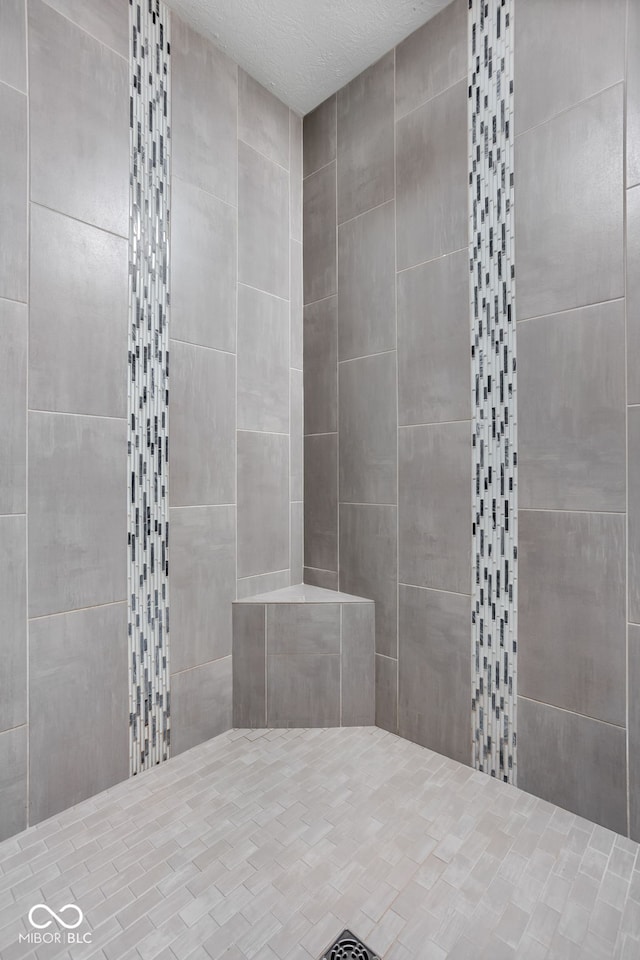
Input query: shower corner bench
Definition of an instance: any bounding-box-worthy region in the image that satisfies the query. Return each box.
[232,583,375,728]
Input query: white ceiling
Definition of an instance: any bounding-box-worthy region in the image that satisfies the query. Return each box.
[166,0,453,115]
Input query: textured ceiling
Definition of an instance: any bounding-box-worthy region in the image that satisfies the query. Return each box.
[165,0,453,115]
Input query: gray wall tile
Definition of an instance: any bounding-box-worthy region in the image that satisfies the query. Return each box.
[267,603,340,654]
[338,200,396,361]
[0,516,26,732]
[29,603,128,824]
[290,369,303,502]
[629,0,640,188]
[29,0,128,236]
[290,112,302,241]
[519,510,626,726]
[629,624,640,840]
[396,79,467,271]
[290,501,303,585]
[628,186,640,404]
[239,69,289,169]
[629,407,640,625]
[342,603,375,726]
[518,697,627,835]
[171,658,232,755]
[239,141,289,300]
[290,239,303,369]
[515,0,625,136]
[171,14,237,205]
[304,296,337,436]
[337,52,394,224]
[304,95,336,177]
[398,585,471,766]
[0,299,26,514]
[395,0,466,119]
[28,412,126,618]
[237,570,291,600]
[169,340,235,507]
[397,249,470,425]
[399,422,471,595]
[516,84,624,321]
[0,83,27,302]
[0,726,27,842]
[303,162,336,305]
[171,177,237,353]
[304,568,339,591]
[232,603,266,728]
[519,302,626,512]
[41,0,128,58]
[304,434,338,572]
[0,0,26,91]
[237,431,289,578]
[238,285,289,433]
[267,654,340,727]
[339,352,397,504]
[170,505,236,674]
[29,205,128,418]
[339,503,397,658]
[375,655,397,733]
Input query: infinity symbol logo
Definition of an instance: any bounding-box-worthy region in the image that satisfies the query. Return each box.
[28,904,84,930]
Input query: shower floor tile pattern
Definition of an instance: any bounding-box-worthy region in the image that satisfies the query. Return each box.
[1,727,639,959]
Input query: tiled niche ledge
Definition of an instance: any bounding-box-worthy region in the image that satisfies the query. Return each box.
[232,584,374,728]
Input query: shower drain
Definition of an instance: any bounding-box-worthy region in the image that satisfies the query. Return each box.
[319,929,380,960]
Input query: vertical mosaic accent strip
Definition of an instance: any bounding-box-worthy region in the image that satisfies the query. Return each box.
[128,0,171,774]
[469,0,517,784]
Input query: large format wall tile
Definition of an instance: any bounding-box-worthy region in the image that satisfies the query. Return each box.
[338,200,396,361]
[267,654,340,727]
[515,0,625,136]
[518,697,627,835]
[304,568,339,591]
[290,239,303,369]
[29,205,128,418]
[170,341,235,507]
[304,95,336,177]
[237,570,291,600]
[342,604,375,726]
[290,500,303,585]
[0,726,27,842]
[304,296,337,436]
[398,585,471,765]
[0,516,26,733]
[303,162,336,304]
[171,15,237,205]
[339,352,397,504]
[171,658,232,756]
[340,504,397,658]
[170,505,236,674]
[630,624,640,840]
[304,434,338,572]
[630,0,640,188]
[239,70,289,169]
[398,249,470,425]
[290,369,303,502]
[629,408,640,625]
[395,0,466,119]
[399,422,471,595]
[396,79,467,271]
[41,0,128,58]
[519,510,625,726]
[516,84,624,320]
[29,603,128,824]
[375,654,397,734]
[171,177,237,353]
[28,412,126,618]
[629,187,640,404]
[237,431,289,578]
[290,112,302,242]
[239,141,289,300]
[267,604,340,655]
[238,285,289,433]
[519,302,626,512]
[29,0,128,236]
[0,83,27,302]
[337,52,394,224]
[0,299,26,513]
[232,603,266,728]
[0,0,26,91]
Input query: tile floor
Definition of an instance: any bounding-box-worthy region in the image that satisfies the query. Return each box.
[1,727,639,960]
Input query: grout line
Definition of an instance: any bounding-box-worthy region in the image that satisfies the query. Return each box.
[624,0,631,839]
[519,506,626,517]
[169,336,236,357]
[264,604,268,725]
[395,72,468,125]
[516,296,626,325]
[29,199,128,242]
[393,42,400,735]
[169,655,232,679]
[238,280,289,304]
[303,292,336,310]
[0,513,27,519]
[236,428,290,438]
[28,599,127,623]
[515,78,626,142]
[396,245,468,275]
[302,156,336,183]
[235,61,239,607]
[25,0,30,832]
[0,75,28,97]
[398,418,472,429]
[338,349,396,365]
[172,170,238,211]
[237,135,290,176]
[337,196,394,229]
[398,582,472,599]
[335,96,340,594]
[27,408,127,422]
[39,0,128,61]
[518,695,627,732]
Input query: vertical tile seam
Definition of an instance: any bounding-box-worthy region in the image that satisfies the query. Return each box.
[393,42,400,734]
[624,0,631,838]
[24,0,31,829]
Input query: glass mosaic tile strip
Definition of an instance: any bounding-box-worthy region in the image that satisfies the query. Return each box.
[128,0,171,774]
[469,0,517,784]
